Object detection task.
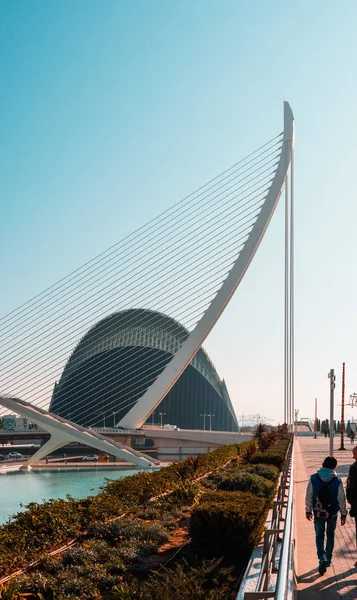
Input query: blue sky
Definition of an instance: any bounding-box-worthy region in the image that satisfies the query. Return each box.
[1,0,357,425]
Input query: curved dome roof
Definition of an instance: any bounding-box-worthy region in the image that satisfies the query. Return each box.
[59,308,224,397]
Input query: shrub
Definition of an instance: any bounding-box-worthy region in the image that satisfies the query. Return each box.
[237,440,257,464]
[217,472,274,498]
[190,491,268,557]
[85,517,169,546]
[244,464,280,482]
[112,558,236,600]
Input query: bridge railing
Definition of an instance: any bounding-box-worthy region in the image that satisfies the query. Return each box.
[240,438,294,600]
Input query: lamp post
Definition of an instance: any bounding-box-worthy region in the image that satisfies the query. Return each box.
[207,414,215,431]
[294,409,299,434]
[339,363,346,450]
[151,412,156,427]
[328,369,335,456]
[159,412,166,429]
[314,398,317,439]
[200,413,207,430]
[113,411,117,427]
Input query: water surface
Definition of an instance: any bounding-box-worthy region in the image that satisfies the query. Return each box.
[0,468,140,524]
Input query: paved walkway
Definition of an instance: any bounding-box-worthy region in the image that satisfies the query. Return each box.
[295,436,357,599]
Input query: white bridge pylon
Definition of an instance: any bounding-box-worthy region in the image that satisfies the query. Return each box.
[0,396,159,469]
[119,101,294,430]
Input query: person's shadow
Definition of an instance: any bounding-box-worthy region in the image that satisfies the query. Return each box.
[297,567,357,599]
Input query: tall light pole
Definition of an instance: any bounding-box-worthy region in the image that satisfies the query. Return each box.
[200,413,207,430]
[339,363,346,450]
[159,412,166,429]
[314,398,317,439]
[151,412,156,427]
[294,409,299,434]
[113,411,117,427]
[207,414,215,431]
[328,369,335,456]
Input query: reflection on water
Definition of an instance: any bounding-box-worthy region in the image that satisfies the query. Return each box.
[0,468,141,524]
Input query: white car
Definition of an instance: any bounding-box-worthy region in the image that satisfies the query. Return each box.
[7,451,22,459]
[82,454,98,462]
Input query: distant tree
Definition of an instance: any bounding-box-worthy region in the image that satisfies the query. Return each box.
[347,420,351,436]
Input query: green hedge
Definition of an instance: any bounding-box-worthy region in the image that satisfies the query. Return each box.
[189,491,268,557]
[249,437,291,470]
[217,472,274,498]
[243,464,280,481]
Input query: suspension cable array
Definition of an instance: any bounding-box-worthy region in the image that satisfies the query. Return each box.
[0,131,285,426]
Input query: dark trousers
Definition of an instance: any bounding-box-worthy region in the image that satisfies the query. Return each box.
[314,516,337,561]
[355,517,357,547]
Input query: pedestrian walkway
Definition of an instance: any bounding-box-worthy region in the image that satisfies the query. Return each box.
[295,436,357,599]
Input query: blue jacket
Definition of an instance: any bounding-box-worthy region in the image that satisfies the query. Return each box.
[305,467,347,518]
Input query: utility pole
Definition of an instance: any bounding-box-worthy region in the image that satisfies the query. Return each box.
[313,399,317,438]
[339,362,346,450]
[151,412,156,427]
[328,369,335,456]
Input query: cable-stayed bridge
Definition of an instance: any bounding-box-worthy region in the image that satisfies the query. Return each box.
[0,102,295,467]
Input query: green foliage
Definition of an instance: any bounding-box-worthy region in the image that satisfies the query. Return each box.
[190,491,268,557]
[217,472,274,498]
[0,442,241,578]
[237,440,257,464]
[111,558,237,600]
[85,517,169,546]
[249,437,291,470]
[244,464,280,482]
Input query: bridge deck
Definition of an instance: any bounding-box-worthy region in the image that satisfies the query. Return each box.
[295,436,357,599]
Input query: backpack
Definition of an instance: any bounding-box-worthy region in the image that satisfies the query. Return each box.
[313,476,335,519]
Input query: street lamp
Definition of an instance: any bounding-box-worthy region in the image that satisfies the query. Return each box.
[113,411,117,427]
[159,412,166,429]
[151,412,156,427]
[294,409,299,433]
[349,393,357,408]
[200,413,208,430]
[207,414,215,431]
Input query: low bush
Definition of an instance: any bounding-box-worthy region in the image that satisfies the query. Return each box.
[249,437,291,470]
[111,558,237,600]
[189,491,268,557]
[244,464,280,482]
[85,517,169,547]
[217,472,274,498]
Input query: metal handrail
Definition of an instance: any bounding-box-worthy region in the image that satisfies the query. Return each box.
[242,438,294,600]
[275,447,294,599]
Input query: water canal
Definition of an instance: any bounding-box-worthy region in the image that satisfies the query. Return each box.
[0,468,140,524]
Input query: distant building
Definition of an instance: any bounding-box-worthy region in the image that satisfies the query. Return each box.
[50,309,239,432]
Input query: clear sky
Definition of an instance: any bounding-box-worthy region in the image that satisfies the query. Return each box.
[1,0,357,425]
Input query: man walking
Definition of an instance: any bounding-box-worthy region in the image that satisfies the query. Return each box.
[346,445,357,562]
[305,456,347,574]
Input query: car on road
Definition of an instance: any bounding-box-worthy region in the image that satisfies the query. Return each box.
[0,454,5,461]
[7,452,22,459]
[82,454,98,462]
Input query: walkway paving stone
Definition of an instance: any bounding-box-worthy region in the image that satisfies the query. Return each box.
[295,436,357,599]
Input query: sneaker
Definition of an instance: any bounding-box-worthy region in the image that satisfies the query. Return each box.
[318,560,327,575]
[325,559,331,567]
